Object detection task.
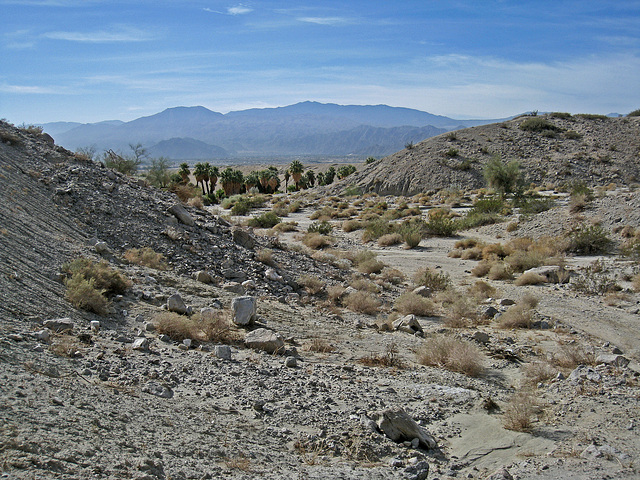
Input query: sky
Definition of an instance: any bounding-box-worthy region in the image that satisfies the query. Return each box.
[1,0,640,124]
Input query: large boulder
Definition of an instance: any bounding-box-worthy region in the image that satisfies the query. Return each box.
[232,226,256,249]
[167,293,189,315]
[168,204,195,226]
[369,406,437,449]
[245,328,284,354]
[231,296,257,325]
[392,314,423,334]
[43,318,74,333]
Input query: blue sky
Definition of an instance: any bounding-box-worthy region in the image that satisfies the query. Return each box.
[2,1,640,124]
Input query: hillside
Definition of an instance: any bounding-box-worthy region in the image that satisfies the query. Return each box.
[44,102,505,160]
[334,114,640,195]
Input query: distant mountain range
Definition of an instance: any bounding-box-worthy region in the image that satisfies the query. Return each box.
[42,102,511,161]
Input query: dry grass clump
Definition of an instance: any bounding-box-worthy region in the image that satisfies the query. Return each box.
[172,183,200,202]
[378,233,403,247]
[437,288,480,327]
[522,361,558,386]
[413,267,451,291]
[342,219,363,232]
[187,196,204,209]
[497,303,534,329]
[50,335,82,358]
[468,280,496,299]
[302,232,332,250]
[155,310,237,343]
[298,274,326,295]
[503,392,540,432]
[327,285,346,304]
[482,243,507,259]
[343,291,382,315]
[356,256,385,274]
[504,250,545,273]
[394,292,435,316]
[358,343,405,368]
[552,344,596,369]
[224,454,252,472]
[515,271,546,286]
[633,274,640,292]
[488,262,513,280]
[273,221,298,232]
[305,337,337,353]
[379,267,406,285]
[417,335,484,377]
[471,260,492,277]
[63,257,131,294]
[350,275,380,293]
[124,247,168,270]
[255,248,274,265]
[64,274,108,315]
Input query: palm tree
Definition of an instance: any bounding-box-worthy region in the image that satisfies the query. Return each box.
[193,163,207,194]
[178,162,190,183]
[284,170,290,191]
[267,171,280,193]
[244,172,259,192]
[209,165,219,193]
[289,160,304,190]
[306,169,315,188]
[258,170,271,191]
[202,163,212,194]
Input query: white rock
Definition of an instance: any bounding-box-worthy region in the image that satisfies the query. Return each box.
[167,293,188,315]
[213,345,232,360]
[231,296,257,326]
[132,337,150,351]
[90,320,101,331]
[245,328,284,354]
[34,329,51,342]
[242,280,256,290]
[265,268,283,282]
[369,406,437,449]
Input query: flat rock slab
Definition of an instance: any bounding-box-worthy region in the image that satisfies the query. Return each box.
[43,318,74,333]
[245,328,284,354]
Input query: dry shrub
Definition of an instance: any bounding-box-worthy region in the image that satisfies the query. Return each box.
[482,243,507,259]
[342,219,362,232]
[350,276,380,293]
[343,291,382,315]
[379,267,406,285]
[505,250,545,273]
[273,221,298,232]
[520,293,539,309]
[471,260,492,277]
[497,303,533,329]
[506,221,519,232]
[522,361,558,386]
[488,262,513,280]
[155,311,237,343]
[124,247,168,270]
[188,196,204,209]
[357,258,385,274]
[552,345,596,369]
[417,335,483,377]
[448,248,463,258]
[50,335,82,357]
[468,280,496,299]
[437,288,480,327]
[454,238,481,249]
[632,274,640,292]
[378,233,403,246]
[503,392,539,432]
[224,454,252,472]
[461,247,483,260]
[302,232,332,250]
[172,184,200,202]
[256,248,274,265]
[413,267,451,291]
[515,271,546,286]
[298,274,326,295]
[569,193,589,213]
[64,274,108,315]
[63,257,131,294]
[395,292,435,316]
[305,337,337,353]
[358,343,404,368]
[620,225,636,238]
[506,237,534,253]
[327,285,346,304]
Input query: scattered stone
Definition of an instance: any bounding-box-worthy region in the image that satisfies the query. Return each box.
[482,306,499,319]
[33,329,51,342]
[392,314,423,334]
[485,467,514,480]
[611,346,623,354]
[90,320,100,331]
[596,354,630,367]
[369,406,437,449]
[168,204,194,226]
[285,293,300,304]
[242,279,256,290]
[213,345,231,360]
[569,365,602,384]
[412,286,432,298]
[285,356,298,368]
[33,344,44,352]
[232,226,256,249]
[43,318,74,333]
[144,322,155,332]
[245,328,284,354]
[143,383,174,399]
[499,298,516,306]
[265,268,283,282]
[222,282,245,294]
[231,296,257,326]
[8,333,24,341]
[158,334,171,343]
[403,460,429,480]
[132,337,150,351]
[183,339,192,349]
[167,293,189,315]
[195,270,214,284]
[94,241,111,255]
[472,331,490,344]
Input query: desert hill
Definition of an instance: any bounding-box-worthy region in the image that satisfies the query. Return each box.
[334,114,640,196]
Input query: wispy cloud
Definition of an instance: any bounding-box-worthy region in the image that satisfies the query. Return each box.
[297,16,351,26]
[0,84,60,94]
[204,4,253,15]
[43,25,154,43]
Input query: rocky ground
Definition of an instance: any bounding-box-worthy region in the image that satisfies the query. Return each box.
[1,120,639,480]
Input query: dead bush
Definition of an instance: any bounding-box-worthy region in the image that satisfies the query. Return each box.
[461,247,483,260]
[632,273,640,292]
[378,233,403,247]
[50,335,82,358]
[155,311,237,343]
[514,271,546,286]
[488,262,513,280]
[327,285,346,304]
[273,221,298,232]
[298,275,326,295]
[497,303,533,329]
[505,250,545,273]
[482,243,507,259]
[468,280,496,299]
[342,219,363,232]
[305,337,337,353]
[302,232,332,250]
[187,196,204,209]
[503,392,539,432]
[417,335,484,377]
[552,345,596,369]
[522,361,558,386]
[471,260,492,277]
[62,257,131,294]
[256,248,274,265]
[358,343,405,368]
[379,267,406,285]
[124,247,168,270]
[413,267,451,291]
[343,291,382,315]
[350,276,380,293]
[394,292,435,316]
[357,258,385,274]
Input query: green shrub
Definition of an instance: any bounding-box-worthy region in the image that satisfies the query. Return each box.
[445,148,459,157]
[62,257,131,294]
[64,274,108,315]
[413,267,451,291]
[627,109,640,117]
[575,113,608,120]
[362,217,395,242]
[519,117,561,133]
[456,212,503,230]
[483,156,524,195]
[564,130,582,140]
[343,185,363,196]
[425,212,458,236]
[470,197,509,214]
[514,196,555,214]
[550,112,572,119]
[566,225,612,255]
[247,211,281,228]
